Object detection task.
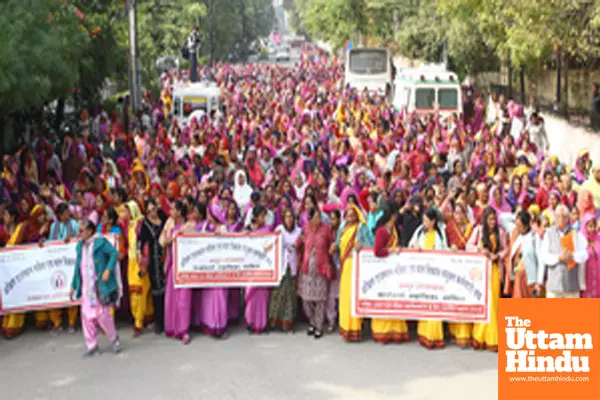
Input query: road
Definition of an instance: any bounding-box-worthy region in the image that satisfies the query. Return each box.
[0,323,498,400]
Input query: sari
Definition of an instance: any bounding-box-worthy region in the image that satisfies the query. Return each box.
[371,226,409,344]
[445,218,473,347]
[244,224,272,333]
[126,201,154,332]
[196,221,229,337]
[1,225,26,338]
[163,220,192,341]
[467,227,507,352]
[416,230,446,349]
[338,218,371,341]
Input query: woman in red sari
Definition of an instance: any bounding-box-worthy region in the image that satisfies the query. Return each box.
[444,202,474,348]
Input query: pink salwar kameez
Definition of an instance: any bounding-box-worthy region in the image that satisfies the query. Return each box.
[80,239,118,350]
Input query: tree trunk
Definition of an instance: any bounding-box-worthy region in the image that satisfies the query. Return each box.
[209,0,214,65]
[564,52,569,120]
[556,48,562,107]
[239,0,247,61]
[507,52,513,99]
[54,97,65,135]
[520,68,525,104]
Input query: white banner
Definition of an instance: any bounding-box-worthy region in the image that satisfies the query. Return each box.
[173,232,283,288]
[351,249,491,323]
[0,241,79,314]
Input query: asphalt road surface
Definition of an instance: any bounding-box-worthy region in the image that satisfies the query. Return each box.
[0,322,497,400]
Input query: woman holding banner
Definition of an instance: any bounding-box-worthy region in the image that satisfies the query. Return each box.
[445,202,474,348]
[162,200,193,344]
[98,207,129,321]
[467,206,508,352]
[335,204,372,342]
[409,207,449,349]
[269,208,301,333]
[138,199,167,334]
[1,205,26,338]
[298,207,335,339]
[245,206,272,334]
[47,202,80,334]
[222,200,243,323]
[124,200,154,336]
[371,204,409,344]
[22,205,52,332]
[197,203,230,338]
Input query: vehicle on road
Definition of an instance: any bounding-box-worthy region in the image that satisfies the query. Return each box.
[273,45,291,62]
[392,64,462,117]
[344,48,393,96]
[172,81,221,126]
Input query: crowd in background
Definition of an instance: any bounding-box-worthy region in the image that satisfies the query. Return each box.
[1,45,599,355]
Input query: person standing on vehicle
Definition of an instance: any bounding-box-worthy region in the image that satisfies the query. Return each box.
[186,27,201,82]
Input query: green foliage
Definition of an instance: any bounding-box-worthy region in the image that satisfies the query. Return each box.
[294,0,600,77]
[0,0,124,117]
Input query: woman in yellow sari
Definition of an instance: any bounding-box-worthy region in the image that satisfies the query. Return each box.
[123,200,154,336]
[408,207,449,349]
[445,202,474,348]
[372,206,409,344]
[334,204,372,342]
[2,205,51,336]
[467,206,508,352]
[1,206,26,338]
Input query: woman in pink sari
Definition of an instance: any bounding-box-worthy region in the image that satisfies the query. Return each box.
[245,206,272,334]
[161,200,192,344]
[196,202,236,338]
[581,214,600,298]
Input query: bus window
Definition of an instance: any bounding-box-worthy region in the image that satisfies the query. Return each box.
[415,88,435,109]
[349,49,388,74]
[183,96,207,117]
[438,88,458,109]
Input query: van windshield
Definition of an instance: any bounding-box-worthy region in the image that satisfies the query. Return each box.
[438,88,458,109]
[183,96,207,117]
[415,88,435,109]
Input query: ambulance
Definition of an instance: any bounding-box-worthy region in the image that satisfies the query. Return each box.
[392,64,462,116]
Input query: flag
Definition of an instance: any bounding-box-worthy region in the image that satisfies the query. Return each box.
[345,40,353,51]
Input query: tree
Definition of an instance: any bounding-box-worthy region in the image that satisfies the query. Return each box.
[294,0,371,51]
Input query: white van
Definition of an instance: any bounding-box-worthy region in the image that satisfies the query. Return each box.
[172,81,221,126]
[392,65,462,117]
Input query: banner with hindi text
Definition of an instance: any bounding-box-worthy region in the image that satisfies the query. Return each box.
[173,232,283,288]
[351,249,491,323]
[0,241,79,314]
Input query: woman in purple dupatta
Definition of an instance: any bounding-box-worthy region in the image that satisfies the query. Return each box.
[221,200,243,322]
[194,202,233,338]
[245,206,272,334]
[162,200,192,344]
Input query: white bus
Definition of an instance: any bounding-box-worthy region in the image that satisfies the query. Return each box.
[172,81,221,126]
[392,65,462,117]
[344,48,393,95]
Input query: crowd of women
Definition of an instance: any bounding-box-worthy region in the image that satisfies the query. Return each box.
[1,45,600,355]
